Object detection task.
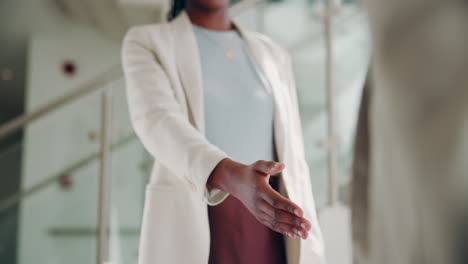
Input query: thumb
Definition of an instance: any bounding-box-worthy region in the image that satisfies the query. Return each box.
[253,161,285,175]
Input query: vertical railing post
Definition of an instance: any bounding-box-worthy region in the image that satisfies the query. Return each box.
[256,0,266,33]
[97,88,112,264]
[324,0,338,206]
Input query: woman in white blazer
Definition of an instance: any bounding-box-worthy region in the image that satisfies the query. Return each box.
[121,0,325,263]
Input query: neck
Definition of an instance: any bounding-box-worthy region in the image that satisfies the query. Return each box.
[186,5,233,31]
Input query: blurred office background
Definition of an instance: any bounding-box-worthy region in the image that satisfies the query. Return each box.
[0,0,370,263]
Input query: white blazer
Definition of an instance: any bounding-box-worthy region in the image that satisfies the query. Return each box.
[122,11,325,264]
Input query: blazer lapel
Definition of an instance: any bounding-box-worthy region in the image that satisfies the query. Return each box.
[236,24,289,165]
[236,25,300,262]
[170,12,205,132]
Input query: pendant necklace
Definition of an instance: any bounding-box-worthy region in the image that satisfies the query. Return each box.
[196,27,237,60]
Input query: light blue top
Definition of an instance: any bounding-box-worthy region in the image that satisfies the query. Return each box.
[192,24,276,165]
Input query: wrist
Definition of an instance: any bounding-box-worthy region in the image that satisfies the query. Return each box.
[208,158,244,195]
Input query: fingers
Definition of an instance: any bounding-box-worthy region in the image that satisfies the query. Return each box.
[252,160,285,175]
[261,186,304,217]
[258,211,309,239]
[257,199,311,232]
[256,199,310,239]
[272,207,311,232]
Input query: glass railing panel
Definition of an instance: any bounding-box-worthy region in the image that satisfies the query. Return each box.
[16,86,104,264]
[2,78,147,264]
[9,15,126,263]
[105,78,148,264]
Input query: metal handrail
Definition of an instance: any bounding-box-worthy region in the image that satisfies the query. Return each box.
[0,65,122,140]
[96,89,112,264]
[0,132,137,213]
[324,0,338,206]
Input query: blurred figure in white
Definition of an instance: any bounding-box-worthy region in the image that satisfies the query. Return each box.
[352,0,468,263]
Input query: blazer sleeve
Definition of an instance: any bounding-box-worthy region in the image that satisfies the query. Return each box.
[121,26,230,205]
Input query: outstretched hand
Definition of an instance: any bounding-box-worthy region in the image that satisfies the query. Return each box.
[208,159,311,239]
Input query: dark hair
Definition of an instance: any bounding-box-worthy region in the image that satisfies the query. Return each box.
[167,0,186,21]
